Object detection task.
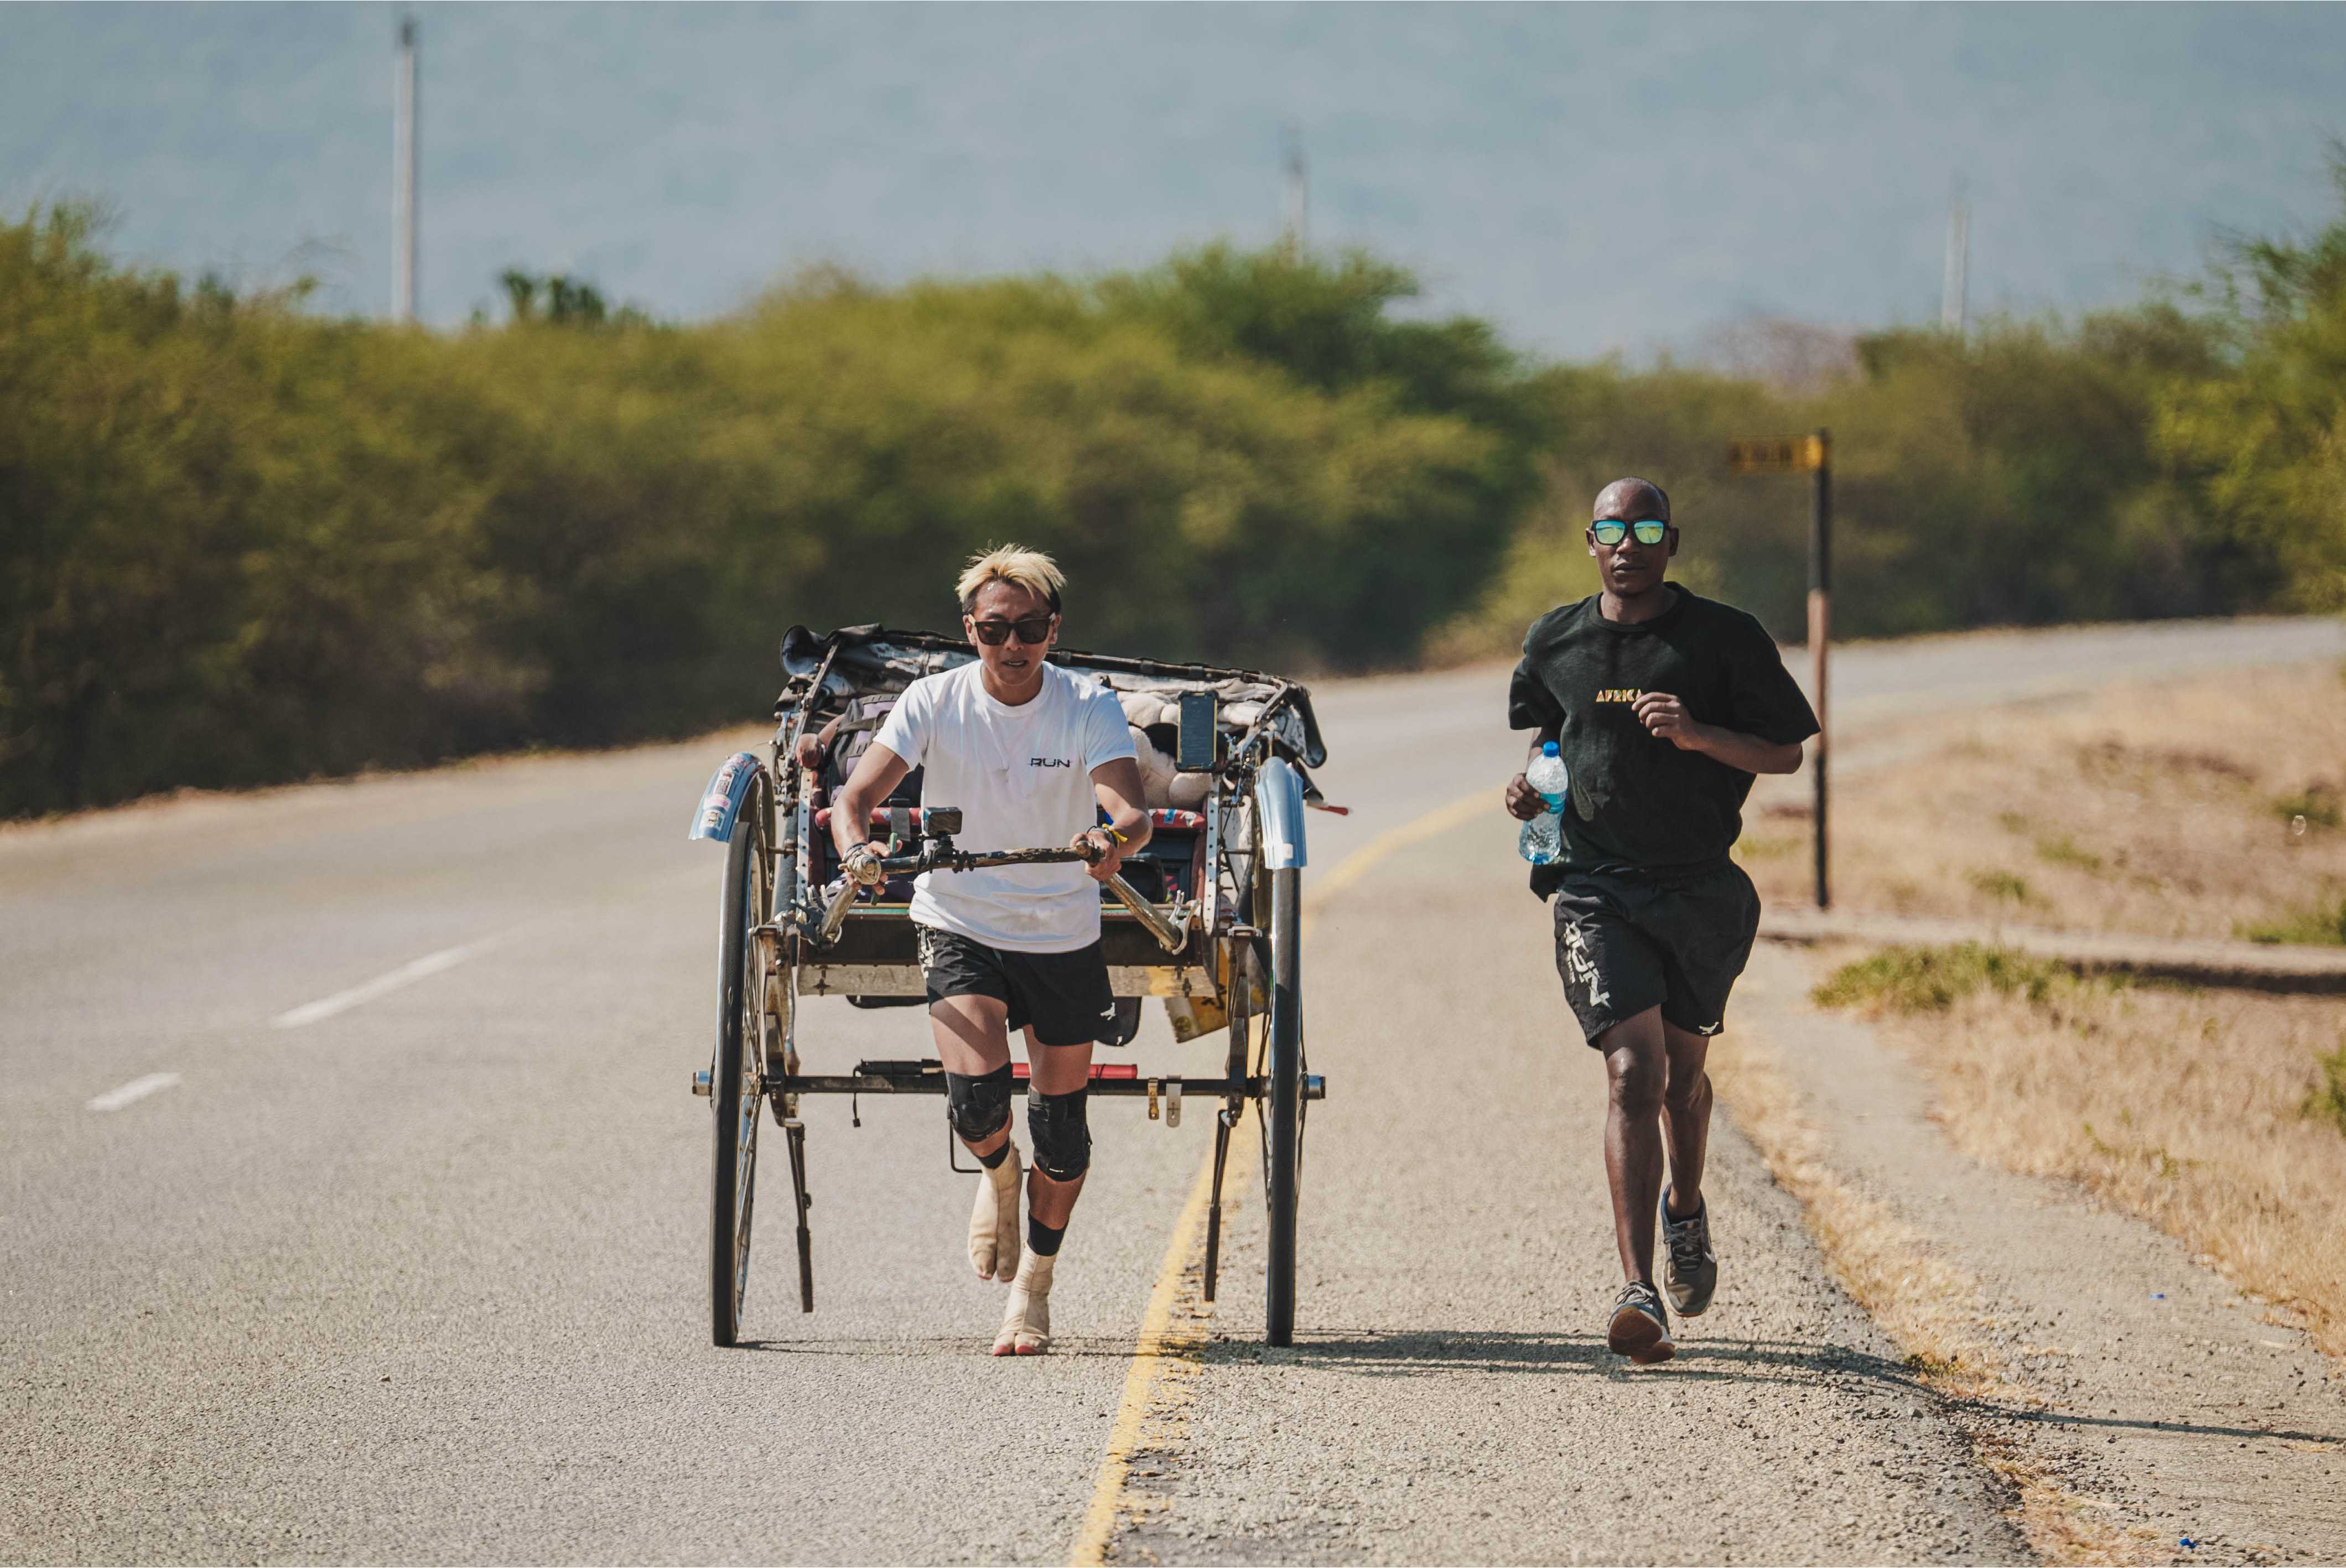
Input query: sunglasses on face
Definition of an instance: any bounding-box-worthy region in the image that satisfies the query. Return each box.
[969,614,1057,646]
[1590,518,1669,547]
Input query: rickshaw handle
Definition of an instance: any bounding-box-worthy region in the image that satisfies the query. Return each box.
[814,843,1187,953]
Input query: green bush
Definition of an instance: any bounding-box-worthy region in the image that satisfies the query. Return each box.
[1966,868,2036,903]
[1439,302,2243,655]
[2033,834,2105,871]
[2307,1043,2346,1135]
[0,218,1541,814]
[2274,786,2342,830]
[2239,899,2346,946]
[11,149,2346,817]
[2156,152,2346,612]
[1812,943,2075,1013]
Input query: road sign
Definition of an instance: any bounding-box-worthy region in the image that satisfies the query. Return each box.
[1726,435,1826,474]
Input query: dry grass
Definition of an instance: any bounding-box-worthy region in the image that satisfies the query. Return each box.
[1818,953,2346,1364]
[1704,1027,2007,1394]
[1707,1022,2165,1565]
[1761,659,2346,1363]
[1745,664,2346,943]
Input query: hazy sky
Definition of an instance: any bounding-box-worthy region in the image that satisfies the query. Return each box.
[6,3,2341,356]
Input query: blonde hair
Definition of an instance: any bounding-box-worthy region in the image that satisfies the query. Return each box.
[956,544,1065,614]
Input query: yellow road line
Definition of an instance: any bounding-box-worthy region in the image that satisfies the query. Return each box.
[1067,1105,1234,1567]
[1067,785,1493,1566]
[1307,789,1493,907]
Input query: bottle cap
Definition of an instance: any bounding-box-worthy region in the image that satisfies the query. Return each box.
[1541,741,1559,756]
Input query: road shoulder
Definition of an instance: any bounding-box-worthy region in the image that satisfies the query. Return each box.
[1730,943,2346,1565]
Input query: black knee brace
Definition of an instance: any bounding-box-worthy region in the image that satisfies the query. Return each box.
[1028,1087,1092,1182]
[945,1063,1013,1144]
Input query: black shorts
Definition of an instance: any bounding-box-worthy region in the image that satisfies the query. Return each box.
[915,926,1118,1048]
[1551,862,1761,1046]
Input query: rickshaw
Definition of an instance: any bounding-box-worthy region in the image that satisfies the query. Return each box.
[687,625,1333,1348]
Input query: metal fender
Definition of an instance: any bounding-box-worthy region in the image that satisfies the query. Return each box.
[688,752,766,843]
[1253,757,1309,870]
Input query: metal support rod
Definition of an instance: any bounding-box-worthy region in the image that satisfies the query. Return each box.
[777,1072,1326,1100]
[1203,1112,1234,1302]
[787,1122,813,1312]
[1808,429,1832,910]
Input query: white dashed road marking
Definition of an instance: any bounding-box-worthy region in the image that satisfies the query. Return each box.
[269,928,521,1029]
[87,1072,183,1112]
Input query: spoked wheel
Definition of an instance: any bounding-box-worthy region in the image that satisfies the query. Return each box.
[1256,862,1303,1347]
[710,779,774,1347]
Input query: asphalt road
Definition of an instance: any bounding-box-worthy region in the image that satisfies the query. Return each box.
[4,615,2340,1565]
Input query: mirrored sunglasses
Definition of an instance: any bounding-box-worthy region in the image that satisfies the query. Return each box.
[1591,518,1669,546]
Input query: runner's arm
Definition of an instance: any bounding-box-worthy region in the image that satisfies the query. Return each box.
[1631,694,1803,774]
[832,741,912,862]
[1079,756,1151,882]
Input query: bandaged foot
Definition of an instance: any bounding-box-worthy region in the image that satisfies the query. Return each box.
[990,1248,1056,1356]
[969,1144,1023,1281]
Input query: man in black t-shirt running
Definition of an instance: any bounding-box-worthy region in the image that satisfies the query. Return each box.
[1504,477,1819,1364]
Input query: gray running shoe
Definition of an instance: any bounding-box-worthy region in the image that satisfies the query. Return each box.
[1660,1187,1718,1317]
[1607,1280,1674,1364]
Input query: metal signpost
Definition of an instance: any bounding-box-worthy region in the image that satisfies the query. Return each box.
[1727,430,1832,907]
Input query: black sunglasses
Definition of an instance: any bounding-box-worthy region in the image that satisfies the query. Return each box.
[969,614,1056,646]
[1591,518,1669,546]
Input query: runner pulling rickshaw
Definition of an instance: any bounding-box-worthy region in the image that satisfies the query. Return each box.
[688,545,1335,1351]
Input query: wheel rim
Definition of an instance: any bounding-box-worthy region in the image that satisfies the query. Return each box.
[713,789,772,1344]
[1260,865,1301,1344]
[731,812,772,1325]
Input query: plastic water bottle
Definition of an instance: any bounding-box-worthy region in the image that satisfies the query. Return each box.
[1517,741,1570,865]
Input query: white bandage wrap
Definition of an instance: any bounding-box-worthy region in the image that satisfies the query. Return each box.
[992,1247,1056,1356]
[969,1144,1023,1282]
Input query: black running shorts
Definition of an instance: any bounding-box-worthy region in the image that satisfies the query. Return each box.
[915,926,1118,1048]
[1551,861,1761,1046]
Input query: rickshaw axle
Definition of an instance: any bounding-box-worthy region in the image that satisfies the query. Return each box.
[771,1063,1324,1100]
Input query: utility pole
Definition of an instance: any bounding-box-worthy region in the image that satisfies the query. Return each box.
[1940,176,1968,338]
[393,15,419,322]
[1281,124,1308,257]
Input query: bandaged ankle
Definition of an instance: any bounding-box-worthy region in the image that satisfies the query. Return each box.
[967,1141,1023,1281]
[1012,1247,1056,1292]
[993,1246,1056,1355]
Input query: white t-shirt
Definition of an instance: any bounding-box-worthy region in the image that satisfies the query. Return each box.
[872,661,1138,952]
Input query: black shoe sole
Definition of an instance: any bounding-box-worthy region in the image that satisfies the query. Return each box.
[1607,1302,1675,1364]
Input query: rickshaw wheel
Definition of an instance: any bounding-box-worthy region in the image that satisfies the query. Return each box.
[1259,863,1302,1347]
[709,780,773,1347]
